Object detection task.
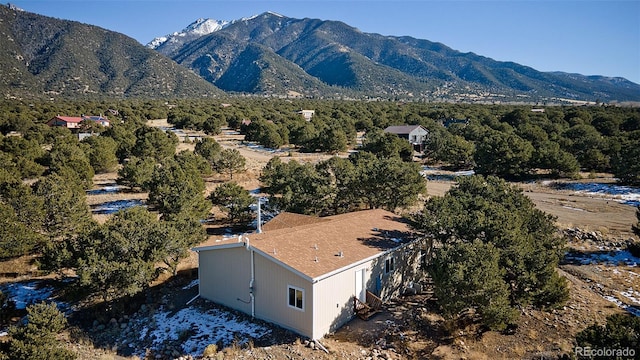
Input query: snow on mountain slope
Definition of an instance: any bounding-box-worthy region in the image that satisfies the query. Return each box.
[147,18,229,49]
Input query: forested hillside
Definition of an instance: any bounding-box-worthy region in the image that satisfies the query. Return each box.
[2,4,639,102]
[0,4,222,99]
[156,12,640,102]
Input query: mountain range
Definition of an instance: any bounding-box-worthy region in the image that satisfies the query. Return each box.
[150,12,640,102]
[1,4,639,102]
[0,4,221,99]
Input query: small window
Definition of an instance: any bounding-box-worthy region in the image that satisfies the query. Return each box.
[385,257,395,274]
[288,286,304,310]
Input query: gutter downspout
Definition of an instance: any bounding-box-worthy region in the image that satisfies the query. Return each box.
[250,249,255,318]
[246,236,255,318]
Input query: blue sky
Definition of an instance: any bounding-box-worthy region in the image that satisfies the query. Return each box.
[10,0,640,84]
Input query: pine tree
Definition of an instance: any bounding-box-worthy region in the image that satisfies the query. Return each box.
[413,175,568,330]
[8,303,76,360]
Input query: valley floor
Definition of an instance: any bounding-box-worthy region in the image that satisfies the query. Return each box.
[1,122,638,359]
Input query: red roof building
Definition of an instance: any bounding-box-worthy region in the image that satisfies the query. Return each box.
[46,115,110,129]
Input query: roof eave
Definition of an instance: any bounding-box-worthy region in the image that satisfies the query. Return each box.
[192,242,246,252]
[311,239,416,283]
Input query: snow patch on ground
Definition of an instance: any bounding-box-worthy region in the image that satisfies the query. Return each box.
[562,205,585,212]
[602,294,640,317]
[87,183,124,195]
[242,142,289,154]
[92,200,145,214]
[620,289,640,305]
[564,250,640,266]
[547,182,640,207]
[0,280,72,336]
[419,166,475,180]
[0,281,58,310]
[127,305,271,357]
[181,279,199,290]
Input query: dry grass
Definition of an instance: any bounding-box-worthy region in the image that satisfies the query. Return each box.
[522,182,637,237]
[0,255,41,284]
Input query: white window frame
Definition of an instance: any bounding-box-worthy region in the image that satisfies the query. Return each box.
[287,285,305,311]
[385,256,395,274]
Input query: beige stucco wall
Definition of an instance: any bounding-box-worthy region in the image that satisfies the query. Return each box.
[376,241,429,300]
[253,254,314,338]
[198,246,252,314]
[312,242,427,339]
[198,240,428,340]
[312,262,369,338]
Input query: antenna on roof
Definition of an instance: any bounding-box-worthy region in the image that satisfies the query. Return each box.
[314,244,318,250]
[273,248,277,255]
[314,256,318,263]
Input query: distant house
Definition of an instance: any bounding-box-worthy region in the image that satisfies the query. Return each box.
[46,115,110,129]
[193,209,427,340]
[441,118,469,128]
[297,110,315,121]
[383,125,429,151]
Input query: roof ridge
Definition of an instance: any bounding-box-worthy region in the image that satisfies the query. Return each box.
[255,209,395,239]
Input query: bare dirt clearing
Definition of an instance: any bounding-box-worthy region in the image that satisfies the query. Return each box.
[426,179,637,238]
[522,181,637,236]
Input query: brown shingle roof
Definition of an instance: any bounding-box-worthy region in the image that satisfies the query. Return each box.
[195,209,415,280]
[260,212,329,232]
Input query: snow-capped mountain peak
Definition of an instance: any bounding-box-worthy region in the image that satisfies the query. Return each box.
[237,11,285,23]
[147,18,229,49]
[183,18,230,36]
[7,3,24,11]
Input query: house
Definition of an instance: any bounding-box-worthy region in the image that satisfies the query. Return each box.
[83,115,110,127]
[193,209,427,340]
[46,115,110,129]
[383,125,429,151]
[440,118,469,128]
[297,110,315,121]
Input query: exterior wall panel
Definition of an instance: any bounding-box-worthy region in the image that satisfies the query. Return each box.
[197,239,428,340]
[312,262,370,338]
[312,243,427,338]
[198,246,252,314]
[253,254,314,338]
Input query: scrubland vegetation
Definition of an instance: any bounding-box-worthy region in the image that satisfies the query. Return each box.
[0,98,638,359]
